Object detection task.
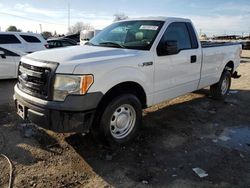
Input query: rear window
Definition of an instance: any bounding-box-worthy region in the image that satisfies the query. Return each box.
[20,35,41,43]
[0,34,21,44]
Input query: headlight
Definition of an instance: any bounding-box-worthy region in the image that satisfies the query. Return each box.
[53,74,94,101]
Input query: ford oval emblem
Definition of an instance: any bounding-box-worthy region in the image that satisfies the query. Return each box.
[21,73,28,81]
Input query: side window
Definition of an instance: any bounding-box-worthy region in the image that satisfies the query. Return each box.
[61,41,73,47]
[186,22,199,49]
[20,35,41,43]
[157,22,192,56]
[55,41,62,47]
[50,41,62,47]
[0,34,21,44]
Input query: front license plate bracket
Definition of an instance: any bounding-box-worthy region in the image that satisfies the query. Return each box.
[17,102,26,119]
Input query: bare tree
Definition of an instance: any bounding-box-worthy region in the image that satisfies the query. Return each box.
[113,13,129,22]
[6,25,22,32]
[53,30,58,37]
[68,22,94,34]
[41,31,53,39]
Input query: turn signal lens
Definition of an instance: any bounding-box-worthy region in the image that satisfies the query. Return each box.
[81,75,94,94]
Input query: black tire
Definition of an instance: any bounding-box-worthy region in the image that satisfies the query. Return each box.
[97,94,142,145]
[210,70,231,100]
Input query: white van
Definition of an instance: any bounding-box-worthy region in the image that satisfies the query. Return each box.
[80,29,101,45]
[0,32,48,53]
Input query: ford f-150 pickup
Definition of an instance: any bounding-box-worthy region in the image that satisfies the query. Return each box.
[14,17,241,145]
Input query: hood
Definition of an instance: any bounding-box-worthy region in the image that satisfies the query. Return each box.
[25,45,139,73]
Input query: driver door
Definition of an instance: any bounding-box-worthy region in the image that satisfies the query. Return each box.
[153,22,202,104]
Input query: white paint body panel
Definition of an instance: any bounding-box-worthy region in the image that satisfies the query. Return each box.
[20,17,241,107]
[0,56,17,79]
[0,47,24,79]
[198,45,241,89]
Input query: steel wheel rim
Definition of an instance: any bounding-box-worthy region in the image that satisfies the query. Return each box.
[110,104,136,139]
[221,76,229,95]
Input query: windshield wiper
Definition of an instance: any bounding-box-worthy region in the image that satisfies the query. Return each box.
[85,41,96,46]
[99,41,125,48]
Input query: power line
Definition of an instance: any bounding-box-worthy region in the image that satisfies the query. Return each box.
[0,12,66,26]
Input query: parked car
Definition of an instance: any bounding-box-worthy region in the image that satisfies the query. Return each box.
[242,40,250,50]
[0,46,25,79]
[0,32,48,53]
[14,17,241,145]
[64,33,80,44]
[47,38,77,48]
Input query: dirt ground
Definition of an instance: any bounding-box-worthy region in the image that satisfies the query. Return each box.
[0,51,250,188]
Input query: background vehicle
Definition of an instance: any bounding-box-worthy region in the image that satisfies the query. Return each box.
[64,33,80,44]
[0,46,25,79]
[242,40,250,50]
[47,38,77,48]
[80,29,102,45]
[14,17,241,145]
[0,32,48,53]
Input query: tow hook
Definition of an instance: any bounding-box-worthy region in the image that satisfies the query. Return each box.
[232,71,241,79]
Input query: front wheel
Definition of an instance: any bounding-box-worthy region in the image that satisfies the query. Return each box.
[99,94,142,145]
[210,70,231,100]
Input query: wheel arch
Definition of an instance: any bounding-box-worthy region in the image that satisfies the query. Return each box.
[224,61,234,74]
[97,81,147,110]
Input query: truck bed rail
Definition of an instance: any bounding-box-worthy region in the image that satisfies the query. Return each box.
[201,41,241,48]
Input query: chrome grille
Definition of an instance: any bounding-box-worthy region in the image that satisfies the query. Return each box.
[18,60,58,100]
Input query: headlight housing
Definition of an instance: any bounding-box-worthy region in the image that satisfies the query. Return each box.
[53,74,94,101]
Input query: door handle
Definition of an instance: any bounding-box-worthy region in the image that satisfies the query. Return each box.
[190,55,197,63]
[138,62,153,67]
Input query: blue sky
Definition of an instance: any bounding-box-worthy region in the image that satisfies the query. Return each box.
[0,0,250,36]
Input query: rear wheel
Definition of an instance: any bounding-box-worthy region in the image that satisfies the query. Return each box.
[210,70,231,100]
[98,94,142,145]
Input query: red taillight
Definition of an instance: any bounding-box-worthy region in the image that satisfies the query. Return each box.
[44,44,49,49]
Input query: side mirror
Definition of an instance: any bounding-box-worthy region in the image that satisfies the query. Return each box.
[165,40,178,55]
[157,40,178,56]
[0,51,6,59]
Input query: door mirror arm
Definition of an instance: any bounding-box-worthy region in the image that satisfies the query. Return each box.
[0,51,6,59]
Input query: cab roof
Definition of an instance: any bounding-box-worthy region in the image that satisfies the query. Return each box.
[117,17,191,23]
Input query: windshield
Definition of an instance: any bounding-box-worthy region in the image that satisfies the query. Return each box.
[88,20,164,50]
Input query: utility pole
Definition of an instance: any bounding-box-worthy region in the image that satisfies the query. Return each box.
[68,2,70,31]
[39,24,42,33]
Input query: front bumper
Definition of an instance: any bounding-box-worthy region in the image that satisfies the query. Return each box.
[14,85,103,133]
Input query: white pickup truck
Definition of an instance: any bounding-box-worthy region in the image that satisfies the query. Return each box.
[14,17,241,145]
